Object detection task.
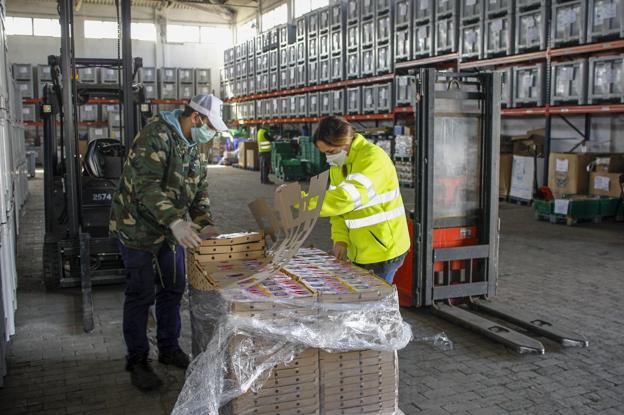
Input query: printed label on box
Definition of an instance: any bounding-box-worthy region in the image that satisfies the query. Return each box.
[554,199,569,215]
[594,175,610,191]
[555,158,569,172]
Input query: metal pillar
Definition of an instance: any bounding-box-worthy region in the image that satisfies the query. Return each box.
[120,0,135,151]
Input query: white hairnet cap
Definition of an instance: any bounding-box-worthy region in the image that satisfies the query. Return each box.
[188,94,228,132]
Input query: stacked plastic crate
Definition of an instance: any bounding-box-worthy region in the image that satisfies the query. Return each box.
[178,68,195,101]
[394,0,412,63]
[140,67,157,100]
[306,11,320,86]
[194,68,211,96]
[330,1,346,84]
[435,0,460,55]
[376,0,394,75]
[36,64,52,99]
[159,67,178,100]
[395,75,415,107]
[483,0,514,59]
[12,65,35,123]
[319,6,332,84]
[413,0,435,58]
[460,0,483,61]
[359,1,375,78]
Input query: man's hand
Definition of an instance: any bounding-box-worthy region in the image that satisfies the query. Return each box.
[170,219,202,249]
[276,184,288,193]
[331,242,348,261]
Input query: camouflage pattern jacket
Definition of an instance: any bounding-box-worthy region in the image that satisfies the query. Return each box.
[110,110,213,251]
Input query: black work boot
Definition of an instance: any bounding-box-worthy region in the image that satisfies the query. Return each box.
[127,360,163,392]
[158,348,190,370]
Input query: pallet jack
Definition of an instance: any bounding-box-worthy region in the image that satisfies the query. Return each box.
[394,69,587,354]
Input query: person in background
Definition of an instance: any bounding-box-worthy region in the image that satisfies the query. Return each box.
[314,116,410,283]
[109,94,227,391]
[257,124,274,184]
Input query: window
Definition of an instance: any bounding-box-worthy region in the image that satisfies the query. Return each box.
[84,20,119,39]
[262,4,287,31]
[131,22,156,41]
[6,17,33,36]
[294,0,329,18]
[166,24,200,43]
[237,19,256,43]
[200,26,232,45]
[33,18,61,37]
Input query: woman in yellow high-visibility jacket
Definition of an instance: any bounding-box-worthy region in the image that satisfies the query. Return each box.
[314,116,410,283]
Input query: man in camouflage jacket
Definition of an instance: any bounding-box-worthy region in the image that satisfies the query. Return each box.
[110,94,228,391]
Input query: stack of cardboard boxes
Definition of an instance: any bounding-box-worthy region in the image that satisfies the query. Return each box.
[548,153,624,199]
[500,129,545,201]
[187,238,400,415]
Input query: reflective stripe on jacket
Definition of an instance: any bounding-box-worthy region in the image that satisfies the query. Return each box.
[257,128,272,153]
[320,134,410,264]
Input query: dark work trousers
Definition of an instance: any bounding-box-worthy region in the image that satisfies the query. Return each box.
[259,151,271,183]
[117,241,186,366]
[355,253,407,284]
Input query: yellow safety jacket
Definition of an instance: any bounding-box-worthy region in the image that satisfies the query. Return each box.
[321,134,410,264]
[257,128,272,153]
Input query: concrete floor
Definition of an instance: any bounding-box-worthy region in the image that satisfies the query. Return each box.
[1,166,624,414]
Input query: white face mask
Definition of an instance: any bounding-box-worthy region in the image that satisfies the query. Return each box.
[326,150,348,167]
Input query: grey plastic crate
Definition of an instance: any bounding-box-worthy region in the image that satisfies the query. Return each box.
[79,104,99,122]
[347,50,360,79]
[271,98,280,117]
[37,65,52,82]
[437,0,459,17]
[377,14,392,44]
[295,16,306,41]
[297,94,307,116]
[361,20,375,48]
[263,99,272,119]
[347,25,360,50]
[255,35,263,55]
[516,6,547,52]
[78,67,97,83]
[101,104,120,121]
[160,68,177,83]
[280,46,290,67]
[256,100,264,119]
[308,10,319,37]
[13,64,32,81]
[279,69,288,90]
[297,41,306,63]
[247,101,256,120]
[308,60,319,85]
[436,16,458,54]
[141,67,157,83]
[414,22,435,57]
[21,104,36,122]
[347,86,362,114]
[308,92,320,116]
[377,0,392,14]
[237,43,247,60]
[262,32,271,52]
[288,66,297,88]
[16,80,34,99]
[332,88,345,115]
[247,39,256,58]
[143,83,157,100]
[296,64,307,87]
[499,67,513,108]
[588,55,624,103]
[320,91,332,115]
[395,75,415,105]
[551,60,587,105]
[587,0,623,42]
[260,72,270,92]
[377,82,394,113]
[331,29,344,55]
[414,0,434,22]
[101,68,119,83]
[362,85,377,113]
[486,0,513,17]
[516,0,541,11]
[331,2,345,29]
[362,0,375,20]
[331,54,344,81]
[552,0,587,47]
[237,60,248,79]
[320,7,331,33]
[461,0,483,22]
[271,29,280,49]
[308,36,319,60]
[261,53,270,72]
[484,15,513,57]
[246,76,256,95]
[270,49,279,70]
[347,0,360,24]
[396,28,412,61]
[395,0,413,28]
[247,58,256,77]
[178,83,194,99]
[460,22,482,60]
[361,48,375,76]
[88,126,109,141]
[319,58,331,84]
[376,44,393,74]
[513,64,546,107]
[319,33,330,57]
[270,70,279,92]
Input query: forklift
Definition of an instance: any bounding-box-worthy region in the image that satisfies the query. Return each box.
[394,69,588,354]
[40,0,149,332]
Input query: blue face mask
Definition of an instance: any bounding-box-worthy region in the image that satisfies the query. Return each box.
[191,118,217,144]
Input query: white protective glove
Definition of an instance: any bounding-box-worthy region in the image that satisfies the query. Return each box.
[170,219,202,249]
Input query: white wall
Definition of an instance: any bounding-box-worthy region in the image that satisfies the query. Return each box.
[5,0,235,96]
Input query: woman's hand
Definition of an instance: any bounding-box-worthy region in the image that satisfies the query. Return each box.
[331,242,348,261]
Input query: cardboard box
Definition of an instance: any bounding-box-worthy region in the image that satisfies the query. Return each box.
[592,155,624,173]
[511,129,545,156]
[589,172,624,197]
[246,149,257,169]
[499,153,513,198]
[547,153,592,197]
[238,140,258,168]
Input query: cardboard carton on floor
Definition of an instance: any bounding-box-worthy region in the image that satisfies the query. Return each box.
[589,172,624,198]
[547,153,593,197]
[500,153,513,198]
